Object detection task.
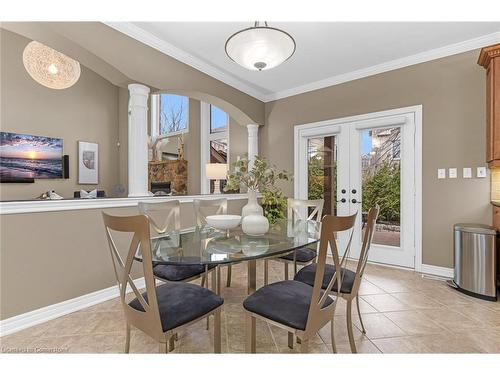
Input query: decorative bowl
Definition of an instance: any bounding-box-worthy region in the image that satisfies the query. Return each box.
[206,214,242,230]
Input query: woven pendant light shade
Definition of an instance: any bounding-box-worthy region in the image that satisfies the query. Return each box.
[23,41,81,90]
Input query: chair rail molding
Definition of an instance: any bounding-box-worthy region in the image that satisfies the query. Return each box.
[128,83,150,197]
[0,194,249,215]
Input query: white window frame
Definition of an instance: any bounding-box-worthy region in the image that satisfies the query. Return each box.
[150,94,189,139]
[201,102,229,194]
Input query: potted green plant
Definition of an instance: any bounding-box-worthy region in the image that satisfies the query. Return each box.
[261,188,288,225]
[224,155,291,231]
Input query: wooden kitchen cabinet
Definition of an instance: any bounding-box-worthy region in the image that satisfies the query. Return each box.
[478,44,500,167]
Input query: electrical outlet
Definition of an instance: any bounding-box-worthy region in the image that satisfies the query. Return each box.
[437,169,446,179]
[463,168,472,179]
[477,167,487,178]
[448,168,457,179]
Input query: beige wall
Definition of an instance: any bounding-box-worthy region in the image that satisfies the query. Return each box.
[262,50,490,268]
[0,29,120,200]
[0,199,247,320]
[2,22,265,127]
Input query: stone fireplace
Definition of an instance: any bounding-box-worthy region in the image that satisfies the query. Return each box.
[148,160,187,195]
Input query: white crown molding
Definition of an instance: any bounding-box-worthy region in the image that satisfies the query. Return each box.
[0,277,145,337]
[103,22,268,102]
[266,31,500,101]
[103,23,500,103]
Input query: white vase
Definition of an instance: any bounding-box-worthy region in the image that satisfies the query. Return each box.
[241,189,263,217]
[242,214,269,236]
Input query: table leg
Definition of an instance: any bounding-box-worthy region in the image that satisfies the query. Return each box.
[216,266,221,295]
[211,266,216,292]
[247,259,257,295]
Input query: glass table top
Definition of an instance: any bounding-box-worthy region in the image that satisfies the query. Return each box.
[137,220,320,266]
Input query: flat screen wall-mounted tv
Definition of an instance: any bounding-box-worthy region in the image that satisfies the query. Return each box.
[0,132,63,181]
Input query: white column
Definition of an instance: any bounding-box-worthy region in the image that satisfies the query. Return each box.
[128,83,150,197]
[247,124,259,169]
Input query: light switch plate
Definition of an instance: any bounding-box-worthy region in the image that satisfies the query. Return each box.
[449,168,457,179]
[463,168,472,179]
[477,166,487,178]
[437,168,446,179]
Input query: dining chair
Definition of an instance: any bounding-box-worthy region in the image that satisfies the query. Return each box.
[193,197,233,288]
[294,205,380,353]
[102,212,223,353]
[263,198,324,285]
[138,200,216,287]
[243,212,357,353]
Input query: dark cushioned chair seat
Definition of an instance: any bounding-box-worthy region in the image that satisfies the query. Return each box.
[279,247,317,262]
[243,280,333,330]
[153,263,217,282]
[129,282,223,332]
[294,263,356,294]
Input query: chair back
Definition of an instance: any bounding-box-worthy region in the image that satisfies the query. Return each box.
[193,198,227,226]
[287,198,324,223]
[138,200,180,235]
[351,205,380,294]
[102,213,163,340]
[304,212,357,334]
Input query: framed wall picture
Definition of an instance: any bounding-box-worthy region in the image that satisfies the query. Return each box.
[78,141,98,184]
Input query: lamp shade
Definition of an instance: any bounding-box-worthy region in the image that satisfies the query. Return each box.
[225,24,296,71]
[23,41,81,90]
[206,163,227,179]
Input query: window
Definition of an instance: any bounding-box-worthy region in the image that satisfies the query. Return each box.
[153,94,189,137]
[201,103,230,194]
[210,139,228,163]
[210,105,228,133]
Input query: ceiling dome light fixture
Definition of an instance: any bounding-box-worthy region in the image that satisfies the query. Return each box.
[22,41,81,90]
[225,22,296,71]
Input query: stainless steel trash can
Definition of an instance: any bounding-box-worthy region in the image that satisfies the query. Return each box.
[453,223,497,301]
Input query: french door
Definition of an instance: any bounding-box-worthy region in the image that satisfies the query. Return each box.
[294,107,420,269]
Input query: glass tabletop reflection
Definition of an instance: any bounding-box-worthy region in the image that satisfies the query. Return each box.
[137,220,320,266]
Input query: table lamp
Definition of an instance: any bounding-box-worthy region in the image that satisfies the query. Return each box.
[206,163,227,194]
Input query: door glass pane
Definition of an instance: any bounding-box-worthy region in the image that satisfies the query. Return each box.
[307,136,337,215]
[361,127,401,247]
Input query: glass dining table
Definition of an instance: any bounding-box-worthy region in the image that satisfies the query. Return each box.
[136,220,320,295]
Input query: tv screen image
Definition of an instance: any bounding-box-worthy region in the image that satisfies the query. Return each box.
[0,132,63,179]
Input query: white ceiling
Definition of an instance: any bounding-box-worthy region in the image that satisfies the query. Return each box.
[107,22,500,102]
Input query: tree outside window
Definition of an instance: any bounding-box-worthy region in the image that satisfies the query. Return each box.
[159,94,189,135]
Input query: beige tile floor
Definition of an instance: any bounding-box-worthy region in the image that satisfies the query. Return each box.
[2,260,500,354]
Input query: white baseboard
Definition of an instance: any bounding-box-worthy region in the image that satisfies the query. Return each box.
[0,277,145,337]
[330,254,454,279]
[420,264,454,278]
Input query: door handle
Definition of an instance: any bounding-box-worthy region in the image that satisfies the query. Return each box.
[336,198,346,203]
[351,199,362,204]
